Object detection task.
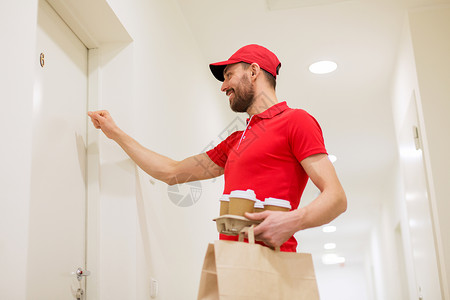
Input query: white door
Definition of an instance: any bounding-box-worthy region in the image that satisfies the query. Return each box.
[399,92,442,299]
[27,0,88,299]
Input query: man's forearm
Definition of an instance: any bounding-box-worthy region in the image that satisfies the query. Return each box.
[296,153,347,231]
[295,189,347,231]
[113,130,177,184]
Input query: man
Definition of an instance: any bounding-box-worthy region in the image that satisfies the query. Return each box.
[88,44,347,252]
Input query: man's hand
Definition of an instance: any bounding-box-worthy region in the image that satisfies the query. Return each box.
[88,110,122,141]
[244,210,302,249]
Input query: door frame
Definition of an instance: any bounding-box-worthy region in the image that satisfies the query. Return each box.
[41,0,133,298]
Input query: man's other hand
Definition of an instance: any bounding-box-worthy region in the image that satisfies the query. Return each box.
[245,210,301,249]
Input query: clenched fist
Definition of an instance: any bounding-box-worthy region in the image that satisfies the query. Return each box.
[87,110,122,141]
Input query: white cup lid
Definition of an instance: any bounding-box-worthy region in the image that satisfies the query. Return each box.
[254,200,264,208]
[220,194,230,202]
[229,189,257,202]
[264,197,291,209]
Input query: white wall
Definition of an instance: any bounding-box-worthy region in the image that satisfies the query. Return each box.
[0,1,38,299]
[369,171,405,300]
[387,6,450,299]
[95,0,232,299]
[363,17,425,299]
[389,21,420,300]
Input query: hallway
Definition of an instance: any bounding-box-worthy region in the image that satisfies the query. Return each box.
[1,0,449,299]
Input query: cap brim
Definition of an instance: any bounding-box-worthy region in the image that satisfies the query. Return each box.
[209,59,240,82]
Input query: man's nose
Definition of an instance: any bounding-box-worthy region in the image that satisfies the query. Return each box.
[221,81,228,93]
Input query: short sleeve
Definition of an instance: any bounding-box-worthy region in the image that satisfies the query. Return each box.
[206,131,242,168]
[288,109,327,162]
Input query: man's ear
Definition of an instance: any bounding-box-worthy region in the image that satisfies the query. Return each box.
[250,63,261,78]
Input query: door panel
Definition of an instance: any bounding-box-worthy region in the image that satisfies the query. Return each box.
[399,92,442,299]
[27,0,88,298]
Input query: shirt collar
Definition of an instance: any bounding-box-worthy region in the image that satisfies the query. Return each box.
[248,101,289,122]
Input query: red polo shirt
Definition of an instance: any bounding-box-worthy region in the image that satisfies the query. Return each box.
[206,101,327,252]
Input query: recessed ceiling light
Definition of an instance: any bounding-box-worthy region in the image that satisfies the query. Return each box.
[309,60,337,74]
[322,253,346,265]
[322,225,337,233]
[324,243,336,250]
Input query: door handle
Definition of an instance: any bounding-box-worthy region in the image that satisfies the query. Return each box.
[72,267,89,299]
[73,267,91,281]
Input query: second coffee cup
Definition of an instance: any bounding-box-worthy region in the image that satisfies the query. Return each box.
[228,189,258,217]
[263,197,291,212]
[254,200,264,213]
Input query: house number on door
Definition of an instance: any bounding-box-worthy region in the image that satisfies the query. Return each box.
[40,53,45,67]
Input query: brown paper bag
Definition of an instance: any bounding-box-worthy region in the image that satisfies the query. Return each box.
[197,227,320,300]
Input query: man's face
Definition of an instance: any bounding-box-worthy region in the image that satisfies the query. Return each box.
[221,63,255,113]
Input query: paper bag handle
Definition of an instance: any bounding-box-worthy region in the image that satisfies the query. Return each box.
[238,225,255,244]
[239,226,281,252]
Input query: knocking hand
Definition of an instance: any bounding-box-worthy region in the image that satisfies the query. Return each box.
[87,110,121,140]
[245,210,301,249]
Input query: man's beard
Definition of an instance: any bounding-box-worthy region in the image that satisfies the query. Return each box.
[230,74,255,113]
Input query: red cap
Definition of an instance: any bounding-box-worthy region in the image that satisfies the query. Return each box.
[209,44,281,82]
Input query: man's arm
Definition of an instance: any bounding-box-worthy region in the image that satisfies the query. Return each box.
[245,153,347,248]
[88,110,224,185]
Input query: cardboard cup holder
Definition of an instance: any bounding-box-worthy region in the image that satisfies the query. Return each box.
[213,214,261,236]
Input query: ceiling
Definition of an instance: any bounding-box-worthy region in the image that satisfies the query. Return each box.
[174,0,449,267]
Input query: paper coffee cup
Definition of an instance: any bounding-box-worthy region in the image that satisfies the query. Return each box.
[229,189,258,217]
[254,200,264,213]
[263,197,291,212]
[219,194,230,216]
